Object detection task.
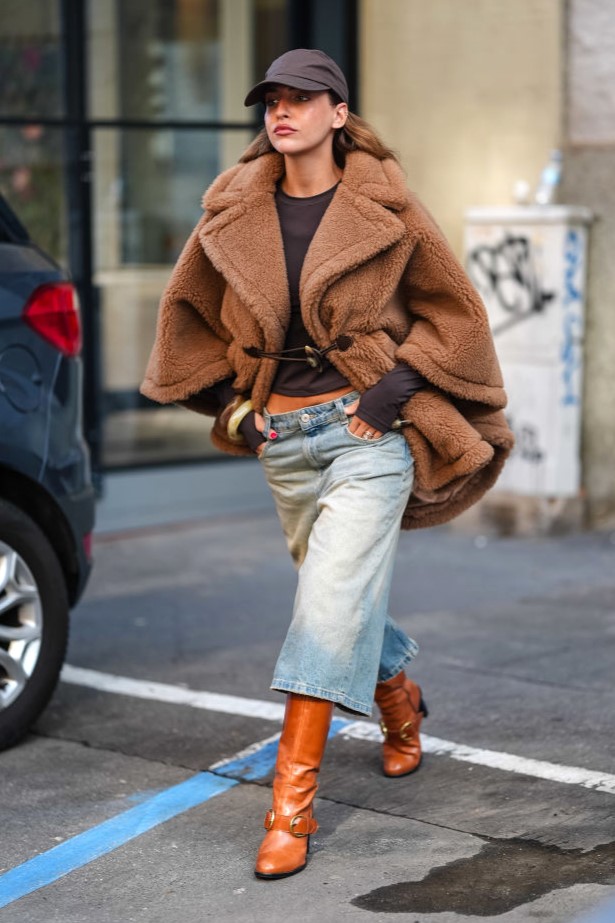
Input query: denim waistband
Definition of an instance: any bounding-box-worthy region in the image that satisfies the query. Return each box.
[263,391,360,434]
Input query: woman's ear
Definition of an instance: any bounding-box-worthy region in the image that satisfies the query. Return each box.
[332,102,348,129]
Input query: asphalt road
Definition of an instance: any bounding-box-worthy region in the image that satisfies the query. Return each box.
[1,510,615,922]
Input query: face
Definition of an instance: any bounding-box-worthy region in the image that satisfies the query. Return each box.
[263,85,348,160]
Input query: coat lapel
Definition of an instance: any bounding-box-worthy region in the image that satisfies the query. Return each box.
[198,155,290,350]
[300,181,406,323]
[198,151,409,349]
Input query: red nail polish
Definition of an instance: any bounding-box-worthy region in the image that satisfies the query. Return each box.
[269,430,278,439]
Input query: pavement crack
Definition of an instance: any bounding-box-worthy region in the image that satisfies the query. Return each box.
[315,792,489,839]
[29,729,202,774]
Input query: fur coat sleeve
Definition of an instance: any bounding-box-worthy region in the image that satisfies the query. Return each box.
[391,193,514,527]
[140,215,234,416]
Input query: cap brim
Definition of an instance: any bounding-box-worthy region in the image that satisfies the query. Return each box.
[244,75,330,107]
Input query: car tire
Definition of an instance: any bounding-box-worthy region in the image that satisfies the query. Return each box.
[0,498,69,751]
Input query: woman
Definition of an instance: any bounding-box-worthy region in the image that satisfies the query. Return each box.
[141,49,513,880]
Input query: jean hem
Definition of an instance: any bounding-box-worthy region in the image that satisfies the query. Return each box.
[377,646,418,684]
[271,679,372,718]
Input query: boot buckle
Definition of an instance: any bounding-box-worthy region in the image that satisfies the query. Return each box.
[289,814,310,838]
[380,719,415,741]
[398,720,415,741]
[263,810,313,837]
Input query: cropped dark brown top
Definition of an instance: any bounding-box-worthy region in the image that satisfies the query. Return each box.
[272,183,348,396]
[211,180,425,450]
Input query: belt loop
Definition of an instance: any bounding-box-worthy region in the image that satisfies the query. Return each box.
[339,390,359,419]
[334,396,348,423]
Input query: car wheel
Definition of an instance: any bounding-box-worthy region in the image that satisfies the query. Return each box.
[0,498,69,751]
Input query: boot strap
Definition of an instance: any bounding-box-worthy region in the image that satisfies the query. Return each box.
[263,809,318,837]
[379,719,417,742]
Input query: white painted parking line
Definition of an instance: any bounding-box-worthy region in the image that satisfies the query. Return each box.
[61,663,285,721]
[61,664,615,796]
[340,722,615,795]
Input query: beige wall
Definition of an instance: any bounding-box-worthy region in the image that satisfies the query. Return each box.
[563,0,615,526]
[360,0,563,254]
[361,0,615,530]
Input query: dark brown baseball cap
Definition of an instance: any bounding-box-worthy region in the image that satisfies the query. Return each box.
[244,48,349,107]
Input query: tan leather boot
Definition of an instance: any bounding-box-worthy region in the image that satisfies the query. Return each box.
[374,671,428,777]
[255,693,334,880]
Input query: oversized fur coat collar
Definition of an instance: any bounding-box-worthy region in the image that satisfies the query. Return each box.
[198,151,411,356]
[142,150,514,529]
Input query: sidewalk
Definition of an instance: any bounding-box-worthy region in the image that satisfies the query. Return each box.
[2,505,615,921]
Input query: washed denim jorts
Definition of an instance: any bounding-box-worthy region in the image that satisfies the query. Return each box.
[259,391,418,716]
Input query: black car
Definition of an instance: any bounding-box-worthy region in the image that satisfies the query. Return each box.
[0,193,95,750]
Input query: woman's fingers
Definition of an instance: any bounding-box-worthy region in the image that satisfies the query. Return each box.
[347,413,383,439]
[254,411,265,433]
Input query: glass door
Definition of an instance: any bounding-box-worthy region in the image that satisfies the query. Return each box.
[88,0,261,467]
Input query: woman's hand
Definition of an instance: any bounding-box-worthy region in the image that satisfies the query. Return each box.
[345,400,383,440]
[349,416,384,440]
[254,412,266,456]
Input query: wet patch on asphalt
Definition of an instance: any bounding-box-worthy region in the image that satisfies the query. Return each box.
[351,837,615,916]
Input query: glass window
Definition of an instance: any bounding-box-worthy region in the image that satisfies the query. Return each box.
[0,0,64,119]
[253,0,289,80]
[88,0,255,126]
[93,126,252,467]
[0,125,67,264]
[87,0,266,468]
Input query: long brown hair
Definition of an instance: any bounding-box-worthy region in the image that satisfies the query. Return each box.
[239,94,399,168]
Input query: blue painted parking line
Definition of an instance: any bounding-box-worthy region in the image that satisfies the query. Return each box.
[0,771,236,909]
[0,723,355,910]
[571,896,615,923]
[0,718,352,909]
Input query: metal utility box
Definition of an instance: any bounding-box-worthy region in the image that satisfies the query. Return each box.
[464,206,592,497]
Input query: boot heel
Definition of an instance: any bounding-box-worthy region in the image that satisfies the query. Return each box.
[419,696,429,718]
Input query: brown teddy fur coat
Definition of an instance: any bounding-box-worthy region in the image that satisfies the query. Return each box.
[141,150,514,529]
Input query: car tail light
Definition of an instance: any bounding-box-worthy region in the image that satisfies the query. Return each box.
[23,282,82,357]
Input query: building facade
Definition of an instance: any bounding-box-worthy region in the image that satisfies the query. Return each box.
[0,0,357,476]
[2,0,613,528]
[358,0,614,531]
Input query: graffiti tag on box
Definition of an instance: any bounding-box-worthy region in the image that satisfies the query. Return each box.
[467,235,555,337]
[561,229,583,406]
[505,414,545,465]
